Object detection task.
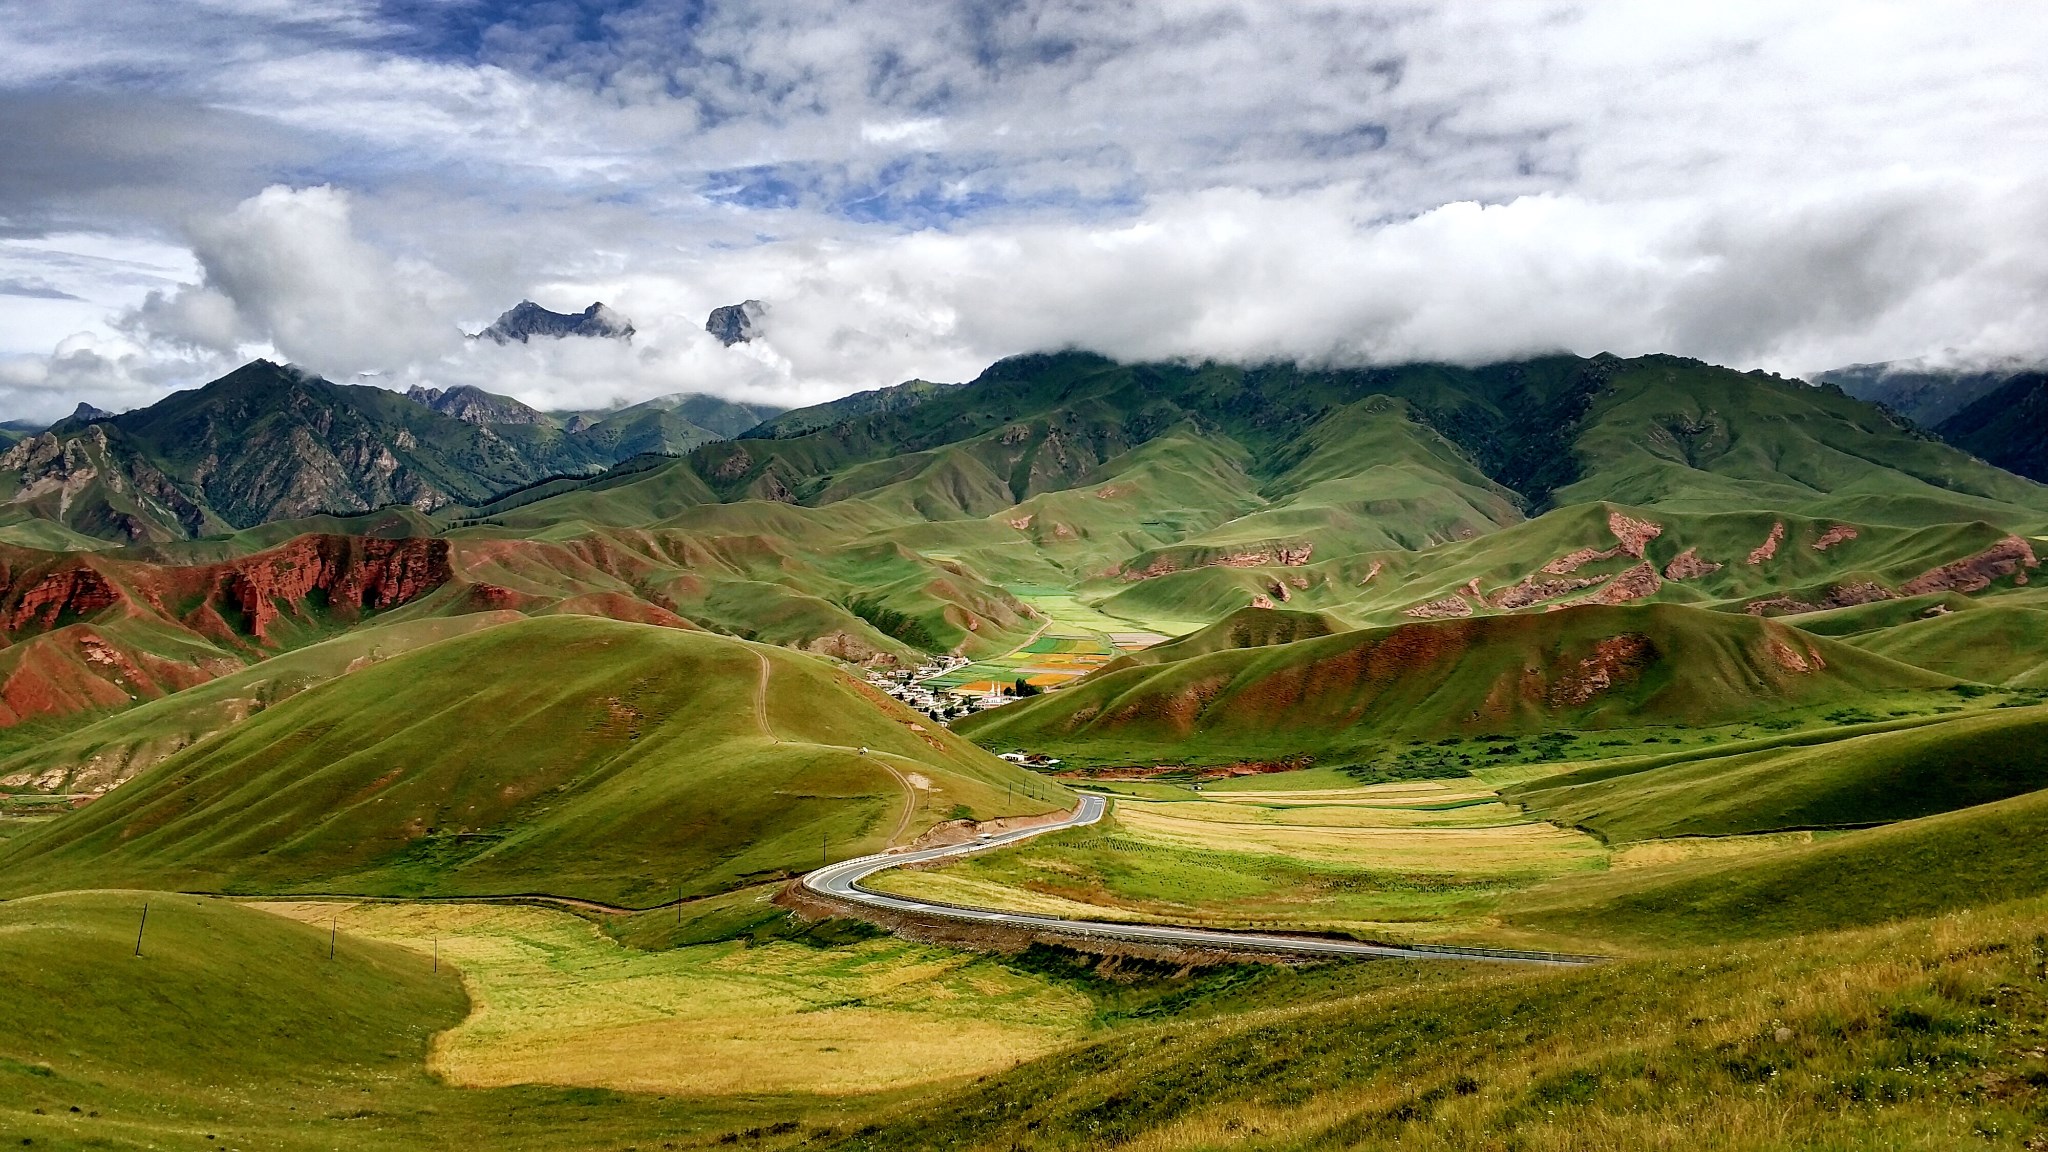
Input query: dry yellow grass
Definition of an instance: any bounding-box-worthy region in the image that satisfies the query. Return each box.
[255,898,1090,1096]
[1130,798,1530,829]
[1113,803,1604,873]
[1609,829,1839,869]
[1213,780,1501,806]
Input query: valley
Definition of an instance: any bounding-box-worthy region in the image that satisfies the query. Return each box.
[5,349,2048,1149]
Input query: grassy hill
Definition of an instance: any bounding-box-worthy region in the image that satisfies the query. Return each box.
[0,612,519,795]
[1510,776,2048,949]
[959,603,1950,768]
[0,616,1065,905]
[827,889,2048,1151]
[1508,704,2048,843]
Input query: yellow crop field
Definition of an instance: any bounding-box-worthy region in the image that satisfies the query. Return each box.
[1113,803,1605,873]
[1129,798,1532,830]
[256,898,1090,1096]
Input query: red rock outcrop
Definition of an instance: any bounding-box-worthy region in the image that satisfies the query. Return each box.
[1489,573,1606,610]
[1575,562,1663,606]
[1539,513,1663,578]
[1607,511,1663,558]
[1662,547,1723,581]
[1744,582,1895,617]
[1405,595,1474,619]
[1546,634,1655,706]
[2,564,123,633]
[1748,522,1785,565]
[1812,524,1859,551]
[1121,541,1313,581]
[218,536,451,642]
[1767,636,1827,674]
[1899,536,2039,596]
[1542,547,1617,576]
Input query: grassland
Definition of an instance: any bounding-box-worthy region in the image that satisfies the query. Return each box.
[826,895,2048,1151]
[258,898,1093,1096]
[0,890,962,1149]
[870,777,1606,940]
[0,610,523,795]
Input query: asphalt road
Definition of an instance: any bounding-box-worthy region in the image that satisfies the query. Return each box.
[802,792,1600,967]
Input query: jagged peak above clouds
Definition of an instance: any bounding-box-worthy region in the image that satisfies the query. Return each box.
[705,300,765,346]
[474,301,635,345]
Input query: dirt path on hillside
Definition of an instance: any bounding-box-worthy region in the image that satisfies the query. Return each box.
[755,645,919,847]
[752,650,776,742]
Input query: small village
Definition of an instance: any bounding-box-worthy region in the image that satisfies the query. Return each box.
[865,656,1031,721]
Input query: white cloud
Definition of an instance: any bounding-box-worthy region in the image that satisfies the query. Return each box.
[5,1,2048,420]
[127,184,468,378]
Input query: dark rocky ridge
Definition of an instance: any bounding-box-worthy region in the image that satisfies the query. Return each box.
[706,300,765,345]
[475,300,634,344]
[407,384,549,426]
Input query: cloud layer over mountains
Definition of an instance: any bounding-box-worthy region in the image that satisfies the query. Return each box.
[2,2,2046,419]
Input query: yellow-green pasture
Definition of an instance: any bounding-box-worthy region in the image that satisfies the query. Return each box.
[257,896,1092,1098]
[870,775,1613,942]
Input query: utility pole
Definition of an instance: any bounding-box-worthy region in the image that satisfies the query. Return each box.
[133,903,148,957]
[821,831,829,867]
[330,919,337,960]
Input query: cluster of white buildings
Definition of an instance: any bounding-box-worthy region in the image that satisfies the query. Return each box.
[865,655,1018,719]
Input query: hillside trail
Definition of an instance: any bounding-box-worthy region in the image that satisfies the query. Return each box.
[752,650,776,742]
[752,645,917,847]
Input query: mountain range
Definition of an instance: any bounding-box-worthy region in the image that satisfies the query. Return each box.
[1819,357,2048,483]
[0,346,2044,761]
[0,360,781,547]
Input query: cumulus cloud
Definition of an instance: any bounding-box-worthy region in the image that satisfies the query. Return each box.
[127,184,468,377]
[4,1,2048,419]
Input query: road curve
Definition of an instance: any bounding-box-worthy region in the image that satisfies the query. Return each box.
[802,793,1601,967]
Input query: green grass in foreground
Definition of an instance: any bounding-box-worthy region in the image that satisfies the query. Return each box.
[828,897,2048,1151]
[0,891,889,1149]
[1506,777,2048,951]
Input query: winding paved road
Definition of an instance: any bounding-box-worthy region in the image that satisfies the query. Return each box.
[802,793,1600,967]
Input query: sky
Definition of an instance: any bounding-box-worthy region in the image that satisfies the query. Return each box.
[1,1,2045,421]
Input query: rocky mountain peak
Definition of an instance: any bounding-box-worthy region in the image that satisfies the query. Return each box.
[70,402,113,422]
[405,384,547,426]
[475,300,635,344]
[706,299,765,345]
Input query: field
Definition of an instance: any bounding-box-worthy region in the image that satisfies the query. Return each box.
[870,776,1606,940]
[833,895,2048,1151]
[257,898,1093,1096]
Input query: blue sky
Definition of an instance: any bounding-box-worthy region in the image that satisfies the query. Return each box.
[1,2,2046,418]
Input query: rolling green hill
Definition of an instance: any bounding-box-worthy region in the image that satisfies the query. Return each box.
[1508,704,2048,843]
[958,603,1950,767]
[0,611,520,795]
[0,891,471,1146]
[1510,776,2048,948]
[0,616,1063,904]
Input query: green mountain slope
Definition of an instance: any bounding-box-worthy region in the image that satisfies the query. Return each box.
[1936,370,2048,483]
[0,616,1064,904]
[957,603,1949,766]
